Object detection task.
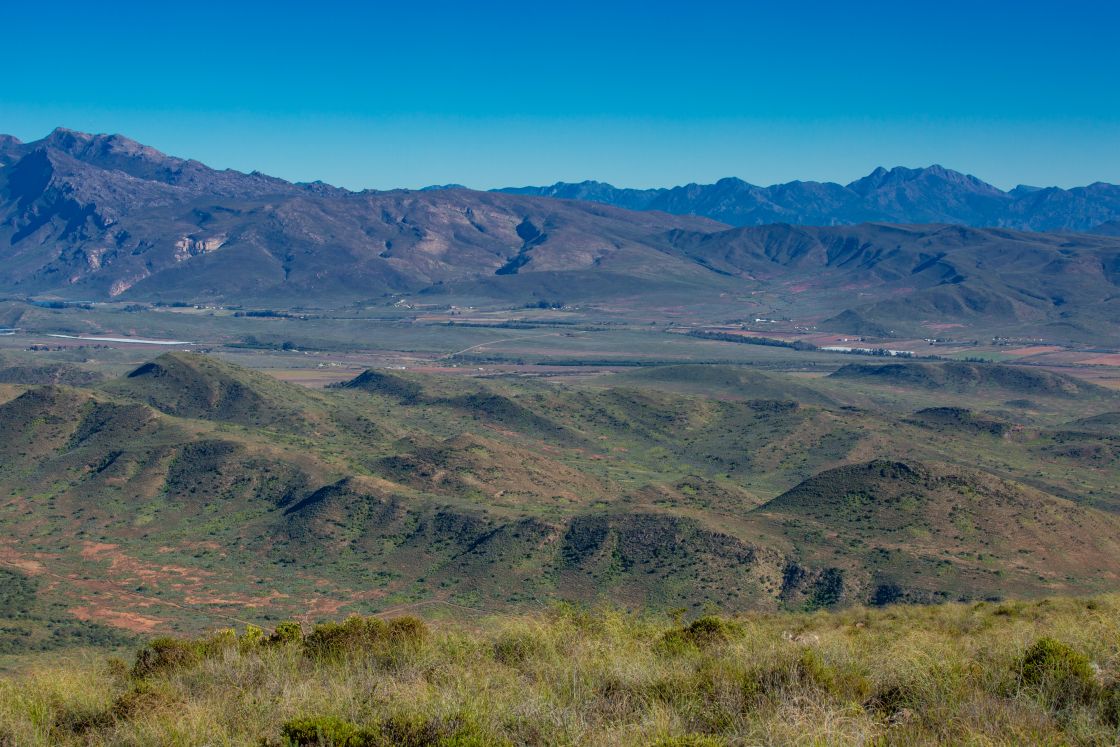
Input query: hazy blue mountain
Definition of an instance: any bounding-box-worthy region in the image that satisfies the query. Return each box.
[495,166,1120,231]
[1092,220,1120,236]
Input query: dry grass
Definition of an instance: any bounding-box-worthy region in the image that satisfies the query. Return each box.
[2,596,1120,745]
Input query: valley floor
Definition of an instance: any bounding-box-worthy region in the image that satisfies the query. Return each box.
[3,595,1120,745]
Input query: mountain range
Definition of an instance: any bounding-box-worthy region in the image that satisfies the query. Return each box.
[2,128,1120,342]
[494,167,1120,231]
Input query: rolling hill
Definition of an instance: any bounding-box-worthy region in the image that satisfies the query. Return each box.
[754,459,1120,603]
[0,353,1117,643]
[828,361,1110,398]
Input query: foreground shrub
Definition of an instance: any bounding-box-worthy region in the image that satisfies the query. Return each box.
[14,599,1120,745]
[110,680,176,720]
[282,715,368,746]
[130,636,205,679]
[303,615,428,663]
[492,628,551,666]
[660,615,738,651]
[239,624,266,652]
[1015,637,1096,709]
[651,736,727,747]
[270,620,304,645]
[747,648,871,706]
[130,624,274,678]
[279,712,502,747]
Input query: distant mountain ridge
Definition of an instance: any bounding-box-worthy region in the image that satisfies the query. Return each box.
[493,166,1120,232]
[2,128,1120,343]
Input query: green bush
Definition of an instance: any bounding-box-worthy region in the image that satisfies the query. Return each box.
[111,681,174,720]
[1099,681,1120,727]
[270,620,304,645]
[303,616,385,661]
[200,628,237,656]
[239,624,266,652]
[751,649,870,704]
[282,716,370,746]
[660,615,737,651]
[130,637,203,679]
[302,615,427,662]
[385,616,428,646]
[50,704,113,736]
[1015,637,1096,710]
[493,629,549,665]
[650,736,727,747]
[130,627,248,678]
[280,713,502,747]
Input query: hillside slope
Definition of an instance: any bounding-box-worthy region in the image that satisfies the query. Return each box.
[0,129,721,304]
[828,361,1110,398]
[755,460,1120,603]
[662,223,1120,340]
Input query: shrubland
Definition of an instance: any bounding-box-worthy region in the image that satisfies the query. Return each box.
[3,596,1120,745]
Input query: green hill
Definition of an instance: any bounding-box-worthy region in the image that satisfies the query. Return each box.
[0,353,1118,644]
[755,459,1120,602]
[102,352,327,430]
[606,364,835,405]
[829,361,1110,399]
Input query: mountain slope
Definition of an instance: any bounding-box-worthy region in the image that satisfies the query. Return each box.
[662,222,1120,340]
[0,129,722,303]
[3,129,1120,341]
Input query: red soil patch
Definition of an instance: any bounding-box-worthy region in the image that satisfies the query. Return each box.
[298,596,349,622]
[0,538,63,575]
[80,542,119,559]
[0,548,47,575]
[69,605,164,633]
[182,590,288,608]
[1003,346,1064,357]
[1083,355,1120,367]
[79,540,207,584]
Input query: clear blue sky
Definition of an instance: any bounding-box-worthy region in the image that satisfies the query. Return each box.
[2,0,1117,190]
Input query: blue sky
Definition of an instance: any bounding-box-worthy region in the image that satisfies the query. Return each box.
[2,0,1117,190]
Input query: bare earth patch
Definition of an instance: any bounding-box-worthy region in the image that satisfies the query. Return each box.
[69,605,164,633]
[1083,354,1120,366]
